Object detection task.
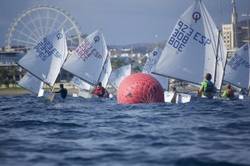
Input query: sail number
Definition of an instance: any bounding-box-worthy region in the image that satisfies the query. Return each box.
[168,20,211,53]
[228,54,250,70]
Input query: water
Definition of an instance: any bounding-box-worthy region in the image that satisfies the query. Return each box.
[0,94,250,166]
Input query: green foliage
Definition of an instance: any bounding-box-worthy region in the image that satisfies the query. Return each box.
[0,66,21,88]
[111,58,129,70]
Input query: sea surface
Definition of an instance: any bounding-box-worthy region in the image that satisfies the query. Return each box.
[0,94,250,166]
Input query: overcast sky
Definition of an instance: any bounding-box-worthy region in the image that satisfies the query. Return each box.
[0,0,250,46]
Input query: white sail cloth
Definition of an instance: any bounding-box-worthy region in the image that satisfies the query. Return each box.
[63,30,108,86]
[18,73,44,97]
[109,64,131,89]
[71,76,92,90]
[224,43,250,89]
[71,57,112,90]
[153,0,227,90]
[18,29,68,86]
[143,48,168,90]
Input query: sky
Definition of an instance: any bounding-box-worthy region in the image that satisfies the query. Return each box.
[0,0,250,47]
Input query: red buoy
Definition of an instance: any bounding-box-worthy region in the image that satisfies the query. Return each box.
[117,73,164,104]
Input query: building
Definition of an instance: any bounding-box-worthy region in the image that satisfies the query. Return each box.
[222,24,235,51]
[222,0,238,52]
[0,50,24,67]
[222,20,250,52]
[222,0,250,52]
[238,19,250,45]
[0,48,26,85]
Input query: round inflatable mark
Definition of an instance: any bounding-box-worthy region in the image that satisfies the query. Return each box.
[117,73,164,104]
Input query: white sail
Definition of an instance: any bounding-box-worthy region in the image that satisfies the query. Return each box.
[143,48,162,73]
[70,76,94,98]
[109,64,131,89]
[143,48,168,90]
[70,58,111,98]
[71,76,92,90]
[153,0,227,90]
[201,2,227,90]
[18,29,68,86]
[98,57,112,88]
[18,73,44,97]
[63,30,108,86]
[224,43,250,89]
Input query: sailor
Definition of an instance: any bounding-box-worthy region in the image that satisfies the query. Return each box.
[222,84,235,99]
[92,82,108,98]
[170,86,178,104]
[55,84,68,99]
[198,73,215,99]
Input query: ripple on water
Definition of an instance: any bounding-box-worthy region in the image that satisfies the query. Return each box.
[0,95,250,166]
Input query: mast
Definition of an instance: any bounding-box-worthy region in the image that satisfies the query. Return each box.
[97,55,109,85]
[219,51,229,96]
[232,0,238,48]
[213,30,221,90]
[247,16,250,95]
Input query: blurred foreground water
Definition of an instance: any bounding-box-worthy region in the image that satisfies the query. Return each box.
[0,94,250,166]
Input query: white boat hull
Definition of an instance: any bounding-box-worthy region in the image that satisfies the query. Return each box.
[164,91,192,104]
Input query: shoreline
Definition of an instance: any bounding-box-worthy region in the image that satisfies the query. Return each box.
[0,87,30,96]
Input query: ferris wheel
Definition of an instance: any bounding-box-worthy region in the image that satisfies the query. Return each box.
[6,5,82,50]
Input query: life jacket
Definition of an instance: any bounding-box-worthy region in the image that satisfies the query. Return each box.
[204,80,214,93]
[93,87,105,97]
[60,88,67,99]
[202,80,214,98]
[226,89,234,98]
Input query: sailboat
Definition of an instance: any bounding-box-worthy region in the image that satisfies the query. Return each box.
[144,47,191,103]
[18,29,68,97]
[63,30,110,98]
[70,56,112,98]
[224,43,250,98]
[152,0,227,102]
[18,29,68,86]
[109,64,132,90]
